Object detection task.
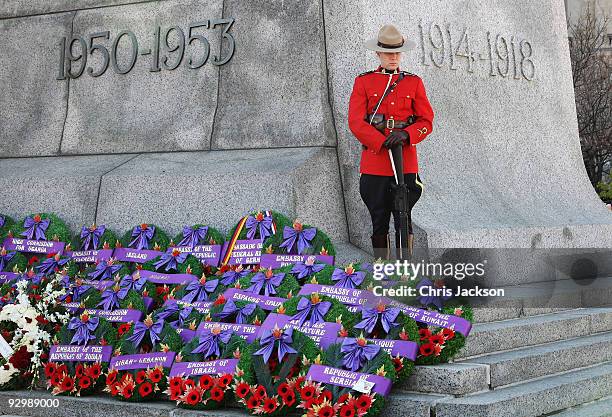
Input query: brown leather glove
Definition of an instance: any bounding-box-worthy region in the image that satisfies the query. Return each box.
[383,130,410,149]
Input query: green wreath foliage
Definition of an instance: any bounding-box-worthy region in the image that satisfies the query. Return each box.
[141,253,203,277]
[209,300,266,325]
[69,226,120,252]
[1,251,28,273]
[14,213,72,243]
[279,294,355,331]
[83,285,148,314]
[119,224,171,251]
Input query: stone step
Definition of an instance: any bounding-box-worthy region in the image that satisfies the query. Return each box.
[398,363,490,395]
[434,362,612,417]
[457,306,612,358]
[549,395,612,417]
[461,330,612,387]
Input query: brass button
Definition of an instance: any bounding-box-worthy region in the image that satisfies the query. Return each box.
[391,102,395,105]
[374,94,378,97]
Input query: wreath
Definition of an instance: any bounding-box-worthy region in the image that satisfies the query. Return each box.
[235,266,300,299]
[297,337,396,417]
[172,224,225,248]
[172,274,225,305]
[305,263,374,289]
[169,328,254,409]
[119,223,171,252]
[68,224,120,253]
[141,250,204,278]
[279,293,355,331]
[209,295,266,326]
[0,247,28,273]
[235,326,322,416]
[104,314,183,401]
[82,275,152,314]
[0,275,69,390]
[264,217,336,258]
[44,315,118,396]
[153,299,208,331]
[13,213,71,244]
[32,252,74,277]
[83,258,131,282]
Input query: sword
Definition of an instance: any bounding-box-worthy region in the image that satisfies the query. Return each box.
[388,146,410,260]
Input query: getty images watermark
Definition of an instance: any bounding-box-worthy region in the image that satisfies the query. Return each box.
[370,259,506,298]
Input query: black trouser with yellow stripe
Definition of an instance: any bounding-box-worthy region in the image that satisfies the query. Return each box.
[359,173,423,238]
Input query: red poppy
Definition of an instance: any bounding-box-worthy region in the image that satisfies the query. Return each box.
[339,405,355,417]
[117,323,132,336]
[442,328,455,340]
[246,396,261,409]
[50,372,63,387]
[292,376,306,389]
[169,387,182,401]
[86,363,102,379]
[169,376,183,390]
[393,357,404,373]
[60,375,75,392]
[75,364,84,378]
[282,390,295,406]
[183,378,195,389]
[9,345,33,370]
[109,383,119,396]
[356,394,372,411]
[278,382,291,397]
[135,370,147,384]
[218,373,233,388]
[121,385,134,399]
[300,385,316,400]
[199,374,214,391]
[254,385,267,400]
[139,381,153,397]
[35,315,49,325]
[263,397,278,413]
[44,362,57,378]
[337,393,349,404]
[322,390,332,402]
[106,370,118,385]
[56,364,68,375]
[236,382,251,399]
[419,343,435,357]
[79,376,92,390]
[210,386,224,402]
[318,405,335,417]
[418,328,431,340]
[430,334,445,345]
[148,368,163,383]
[185,387,201,405]
[28,256,39,266]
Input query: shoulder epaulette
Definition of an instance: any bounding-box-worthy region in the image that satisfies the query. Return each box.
[400,71,419,77]
[357,70,375,77]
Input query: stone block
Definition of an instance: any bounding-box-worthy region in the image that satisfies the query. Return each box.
[61,0,222,154]
[399,363,489,395]
[0,1,154,19]
[0,12,73,157]
[95,147,348,241]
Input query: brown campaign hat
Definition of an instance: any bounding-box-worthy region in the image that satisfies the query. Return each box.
[365,24,416,52]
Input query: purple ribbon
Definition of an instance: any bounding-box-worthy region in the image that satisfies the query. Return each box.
[80,225,106,251]
[306,365,392,396]
[191,327,232,359]
[35,254,70,275]
[182,277,219,303]
[291,296,331,327]
[61,282,91,302]
[341,336,380,371]
[254,326,297,363]
[88,259,123,280]
[354,302,400,334]
[0,216,4,228]
[97,284,122,310]
[153,249,188,272]
[416,278,453,309]
[245,212,274,240]
[67,315,100,346]
[291,256,325,280]
[21,215,50,241]
[118,274,147,298]
[110,352,175,371]
[156,300,194,328]
[178,225,208,249]
[331,266,366,289]
[246,269,284,296]
[220,266,250,286]
[127,316,165,349]
[0,249,16,272]
[279,223,316,255]
[214,299,256,324]
[170,359,238,377]
[129,224,155,250]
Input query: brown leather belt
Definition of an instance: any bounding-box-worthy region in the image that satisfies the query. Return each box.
[362,114,417,150]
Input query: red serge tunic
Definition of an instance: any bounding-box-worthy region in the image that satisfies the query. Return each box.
[348,66,435,176]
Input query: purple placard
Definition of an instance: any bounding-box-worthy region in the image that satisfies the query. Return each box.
[83,308,142,323]
[65,249,113,263]
[259,254,335,269]
[176,328,197,343]
[81,279,114,290]
[221,239,262,266]
[2,237,65,255]
[166,299,213,315]
[298,284,374,307]
[259,313,340,349]
[0,272,19,283]
[336,337,417,361]
[170,359,239,377]
[382,298,471,336]
[175,245,222,267]
[138,269,197,285]
[196,321,259,343]
[306,364,392,396]
[113,248,162,263]
[346,305,361,314]
[62,302,83,313]
[110,351,176,371]
[49,345,113,363]
[222,288,286,311]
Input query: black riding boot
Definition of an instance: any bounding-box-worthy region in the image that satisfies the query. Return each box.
[371,234,390,261]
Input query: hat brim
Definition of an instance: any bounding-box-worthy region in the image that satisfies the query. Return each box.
[365,38,416,52]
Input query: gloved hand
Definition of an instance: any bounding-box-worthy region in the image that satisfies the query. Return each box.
[383,130,409,149]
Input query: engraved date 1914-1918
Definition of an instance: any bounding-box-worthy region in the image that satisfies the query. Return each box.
[56,18,235,80]
[418,20,535,81]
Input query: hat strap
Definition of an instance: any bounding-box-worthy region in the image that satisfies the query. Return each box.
[377,39,404,49]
